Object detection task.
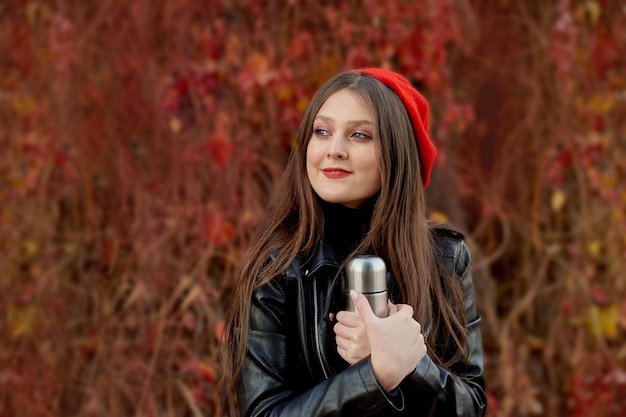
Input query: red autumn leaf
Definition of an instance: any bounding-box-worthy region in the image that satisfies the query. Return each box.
[590,287,609,305]
[197,362,216,383]
[205,133,235,167]
[191,386,213,406]
[214,319,225,344]
[173,75,190,95]
[202,213,235,246]
[557,149,573,167]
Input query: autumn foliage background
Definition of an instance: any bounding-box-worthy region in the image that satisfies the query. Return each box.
[1,0,625,416]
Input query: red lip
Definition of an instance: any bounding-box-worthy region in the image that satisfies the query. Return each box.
[322,167,352,179]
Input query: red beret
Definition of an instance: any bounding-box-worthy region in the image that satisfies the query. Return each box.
[355,68,436,189]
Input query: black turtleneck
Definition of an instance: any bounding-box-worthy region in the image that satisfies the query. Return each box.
[319,198,375,262]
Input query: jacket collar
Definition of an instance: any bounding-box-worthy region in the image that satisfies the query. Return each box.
[300,242,341,277]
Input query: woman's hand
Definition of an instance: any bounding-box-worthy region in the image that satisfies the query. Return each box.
[334,310,369,365]
[334,300,399,365]
[350,290,426,392]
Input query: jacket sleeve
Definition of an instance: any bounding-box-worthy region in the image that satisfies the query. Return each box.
[397,239,487,416]
[237,276,402,417]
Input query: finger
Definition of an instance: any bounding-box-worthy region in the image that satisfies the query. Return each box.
[337,346,352,364]
[333,322,349,337]
[335,334,350,350]
[334,323,358,341]
[337,345,347,359]
[387,300,399,315]
[395,303,414,317]
[350,290,377,324]
[336,338,362,365]
[391,304,422,334]
[335,310,362,326]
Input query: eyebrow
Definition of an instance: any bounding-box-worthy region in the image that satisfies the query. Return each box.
[314,115,375,127]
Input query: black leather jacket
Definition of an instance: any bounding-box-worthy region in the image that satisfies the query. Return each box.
[238,226,487,416]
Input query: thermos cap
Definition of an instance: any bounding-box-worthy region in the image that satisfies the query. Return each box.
[345,256,387,293]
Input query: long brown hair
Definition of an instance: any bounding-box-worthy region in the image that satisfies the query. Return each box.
[222,70,468,389]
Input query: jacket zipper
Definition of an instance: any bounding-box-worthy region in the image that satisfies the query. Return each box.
[313,278,330,380]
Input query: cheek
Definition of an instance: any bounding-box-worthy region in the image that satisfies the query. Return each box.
[305,146,315,182]
[306,141,321,168]
[369,169,382,190]
[366,155,383,190]
[306,160,314,184]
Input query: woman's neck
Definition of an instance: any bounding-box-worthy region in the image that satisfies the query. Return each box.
[319,198,375,262]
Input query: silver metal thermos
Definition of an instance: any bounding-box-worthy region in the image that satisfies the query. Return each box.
[345,256,389,318]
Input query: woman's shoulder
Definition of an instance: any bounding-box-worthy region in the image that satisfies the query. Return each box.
[427,221,471,276]
[428,220,464,240]
[428,221,466,254]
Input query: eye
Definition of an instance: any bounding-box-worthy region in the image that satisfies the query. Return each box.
[352,131,372,140]
[314,127,330,137]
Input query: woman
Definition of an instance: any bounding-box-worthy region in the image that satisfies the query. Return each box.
[224,68,487,416]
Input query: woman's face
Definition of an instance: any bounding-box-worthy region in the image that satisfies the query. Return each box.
[306,89,382,209]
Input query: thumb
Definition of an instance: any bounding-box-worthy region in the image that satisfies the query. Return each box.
[350,290,376,324]
[387,300,399,315]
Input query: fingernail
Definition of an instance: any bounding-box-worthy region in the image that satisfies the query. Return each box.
[350,289,358,301]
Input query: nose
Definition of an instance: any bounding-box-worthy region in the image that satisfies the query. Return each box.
[326,135,347,159]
